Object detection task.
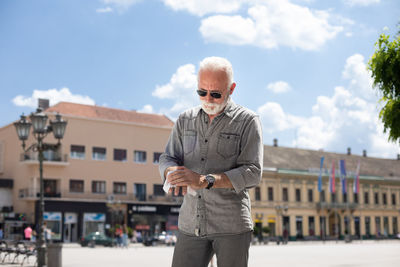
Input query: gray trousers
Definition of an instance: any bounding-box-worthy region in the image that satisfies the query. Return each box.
[171,231,252,267]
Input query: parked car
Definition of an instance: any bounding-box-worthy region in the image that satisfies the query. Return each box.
[80,232,115,247]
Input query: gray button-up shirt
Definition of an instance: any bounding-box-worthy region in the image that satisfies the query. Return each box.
[159,99,263,237]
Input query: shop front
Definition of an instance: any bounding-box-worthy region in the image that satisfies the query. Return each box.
[128,204,180,236]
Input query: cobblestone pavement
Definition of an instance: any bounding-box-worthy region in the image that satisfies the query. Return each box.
[2,240,399,267]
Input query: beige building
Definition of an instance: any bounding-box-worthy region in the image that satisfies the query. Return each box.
[0,101,181,241]
[251,142,400,241]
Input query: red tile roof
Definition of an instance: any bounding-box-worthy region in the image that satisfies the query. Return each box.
[45,102,174,128]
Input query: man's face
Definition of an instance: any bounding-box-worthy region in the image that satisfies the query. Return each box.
[198,69,234,115]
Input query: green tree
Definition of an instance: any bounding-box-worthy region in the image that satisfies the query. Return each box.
[368,30,400,143]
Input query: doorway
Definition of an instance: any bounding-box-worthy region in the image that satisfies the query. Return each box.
[64,212,78,242]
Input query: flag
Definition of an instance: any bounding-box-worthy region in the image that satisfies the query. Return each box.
[318,157,324,192]
[353,160,361,194]
[339,159,347,194]
[329,160,336,193]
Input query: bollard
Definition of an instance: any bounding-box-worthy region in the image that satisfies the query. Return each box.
[47,243,62,267]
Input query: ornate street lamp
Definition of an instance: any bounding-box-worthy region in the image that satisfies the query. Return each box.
[14,108,67,267]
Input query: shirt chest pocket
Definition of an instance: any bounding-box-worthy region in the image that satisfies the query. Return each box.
[183,130,197,155]
[217,133,240,159]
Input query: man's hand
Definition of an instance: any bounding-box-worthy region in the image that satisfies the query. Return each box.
[166,166,206,195]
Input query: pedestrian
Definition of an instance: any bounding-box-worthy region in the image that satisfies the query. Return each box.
[24,225,33,241]
[0,226,3,240]
[115,225,123,247]
[159,56,263,267]
[43,222,52,243]
[122,224,128,248]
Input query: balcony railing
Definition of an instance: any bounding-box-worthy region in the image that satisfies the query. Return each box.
[18,188,183,204]
[316,202,358,211]
[20,152,68,163]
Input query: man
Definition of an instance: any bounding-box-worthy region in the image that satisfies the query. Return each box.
[159,56,263,267]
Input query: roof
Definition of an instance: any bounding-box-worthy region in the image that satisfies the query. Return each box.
[264,145,400,179]
[45,102,174,128]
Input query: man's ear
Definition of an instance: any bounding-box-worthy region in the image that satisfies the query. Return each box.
[229,83,236,95]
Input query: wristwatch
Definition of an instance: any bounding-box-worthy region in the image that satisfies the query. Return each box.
[205,174,215,189]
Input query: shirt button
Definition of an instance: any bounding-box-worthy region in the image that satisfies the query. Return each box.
[201,158,205,161]
[205,139,208,143]
[198,195,201,199]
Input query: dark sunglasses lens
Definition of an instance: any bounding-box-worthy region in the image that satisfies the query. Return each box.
[197,90,207,97]
[210,92,222,99]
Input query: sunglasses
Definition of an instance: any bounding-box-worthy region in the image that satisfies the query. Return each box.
[196,89,222,99]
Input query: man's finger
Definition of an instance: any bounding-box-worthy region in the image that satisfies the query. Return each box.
[182,187,187,196]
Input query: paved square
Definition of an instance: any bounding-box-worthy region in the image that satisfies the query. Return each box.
[3,240,399,267]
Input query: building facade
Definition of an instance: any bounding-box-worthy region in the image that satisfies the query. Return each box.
[1,102,399,242]
[0,101,181,241]
[251,144,400,241]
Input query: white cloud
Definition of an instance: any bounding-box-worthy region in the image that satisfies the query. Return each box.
[343,0,380,7]
[257,54,400,158]
[98,0,141,12]
[162,0,245,16]
[200,0,344,50]
[12,88,95,108]
[152,64,198,120]
[200,15,257,45]
[139,104,154,113]
[96,7,113,13]
[267,81,291,94]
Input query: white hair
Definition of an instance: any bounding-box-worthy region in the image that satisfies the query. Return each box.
[198,56,234,88]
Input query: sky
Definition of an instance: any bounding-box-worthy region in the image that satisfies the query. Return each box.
[1,0,399,159]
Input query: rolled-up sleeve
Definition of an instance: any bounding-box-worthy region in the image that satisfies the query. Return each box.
[159,117,184,183]
[224,116,263,193]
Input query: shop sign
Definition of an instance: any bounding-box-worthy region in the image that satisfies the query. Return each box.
[44,212,61,221]
[170,207,180,213]
[131,205,157,213]
[135,224,150,230]
[64,213,77,223]
[84,213,105,222]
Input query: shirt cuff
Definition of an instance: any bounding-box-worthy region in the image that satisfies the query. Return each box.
[224,168,246,194]
[159,162,178,182]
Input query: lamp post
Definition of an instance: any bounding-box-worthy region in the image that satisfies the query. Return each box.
[14,108,67,267]
[275,205,288,244]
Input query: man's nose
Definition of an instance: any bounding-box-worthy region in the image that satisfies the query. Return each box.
[205,91,213,102]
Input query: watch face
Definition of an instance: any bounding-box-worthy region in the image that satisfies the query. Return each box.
[206,175,215,183]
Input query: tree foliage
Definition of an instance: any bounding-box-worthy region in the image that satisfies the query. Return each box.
[368,31,400,143]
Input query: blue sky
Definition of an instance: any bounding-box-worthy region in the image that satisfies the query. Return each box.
[1,0,399,159]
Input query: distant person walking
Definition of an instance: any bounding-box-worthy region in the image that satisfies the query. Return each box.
[0,226,3,240]
[24,225,33,241]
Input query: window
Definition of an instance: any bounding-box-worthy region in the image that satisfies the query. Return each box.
[282,188,288,202]
[343,193,347,203]
[134,150,147,163]
[295,188,301,202]
[308,189,313,203]
[153,152,162,164]
[331,193,336,203]
[383,193,387,205]
[114,149,127,162]
[320,190,325,202]
[392,194,396,205]
[70,180,84,193]
[354,193,358,203]
[153,184,165,196]
[134,183,146,201]
[255,187,261,201]
[268,187,273,201]
[70,145,85,159]
[364,192,369,204]
[92,181,105,194]
[92,147,106,161]
[374,192,379,205]
[113,182,126,194]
